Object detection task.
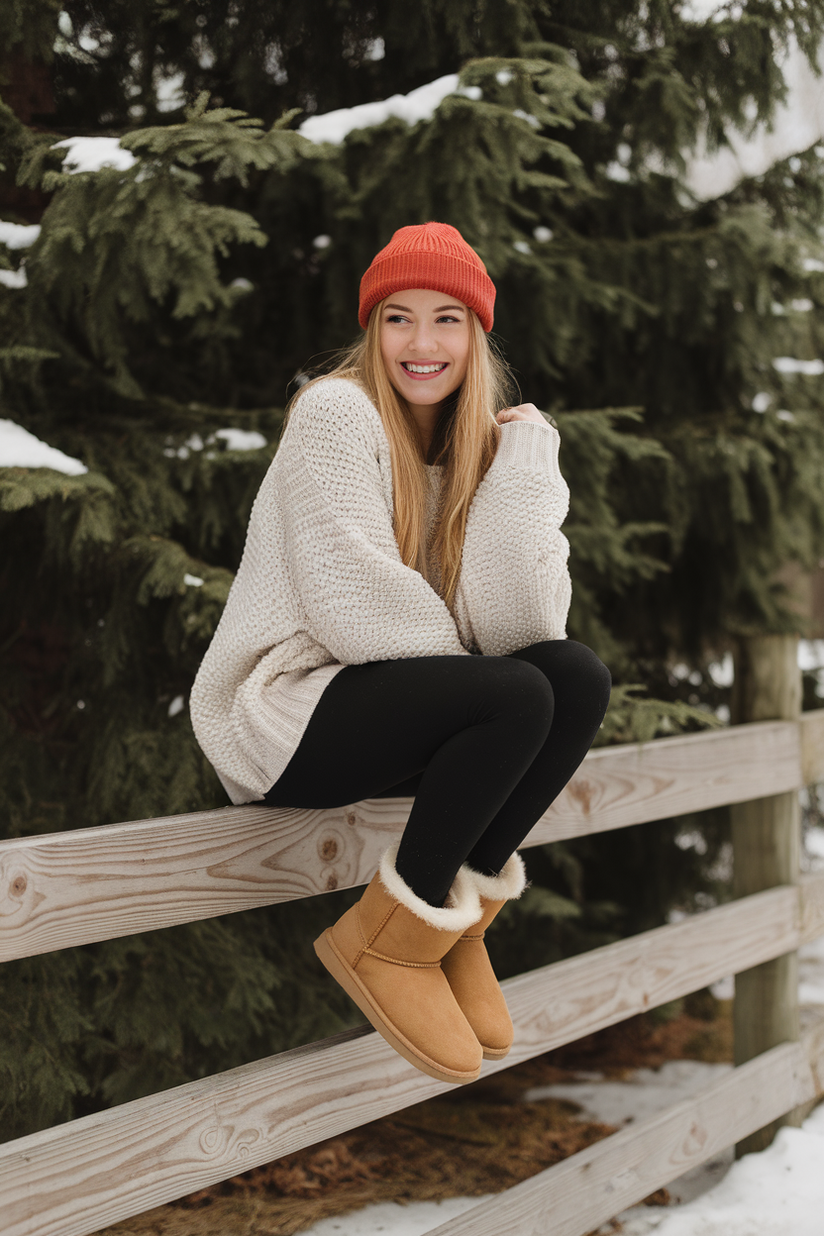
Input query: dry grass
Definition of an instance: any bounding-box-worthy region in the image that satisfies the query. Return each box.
[97,998,733,1236]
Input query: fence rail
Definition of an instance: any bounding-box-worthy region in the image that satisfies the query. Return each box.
[1,694,823,1236]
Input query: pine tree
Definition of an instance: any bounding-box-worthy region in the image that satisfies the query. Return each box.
[2,0,824,1138]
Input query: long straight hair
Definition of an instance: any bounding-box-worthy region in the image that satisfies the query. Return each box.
[288,300,516,608]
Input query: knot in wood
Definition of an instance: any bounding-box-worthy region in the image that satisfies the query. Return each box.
[319,837,338,861]
[325,873,339,891]
[11,874,27,897]
[346,811,357,826]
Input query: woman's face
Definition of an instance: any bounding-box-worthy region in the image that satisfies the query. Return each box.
[379,288,471,409]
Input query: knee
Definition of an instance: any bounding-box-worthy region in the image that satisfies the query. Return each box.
[565,641,612,701]
[494,657,556,734]
[517,639,611,707]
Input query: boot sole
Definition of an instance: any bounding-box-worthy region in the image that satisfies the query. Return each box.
[314,928,482,1086]
[482,1045,511,1060]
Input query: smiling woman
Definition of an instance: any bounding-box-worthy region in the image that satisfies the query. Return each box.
[190,221,611,1088]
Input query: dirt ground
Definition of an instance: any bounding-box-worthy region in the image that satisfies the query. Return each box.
[98,996,733,1236]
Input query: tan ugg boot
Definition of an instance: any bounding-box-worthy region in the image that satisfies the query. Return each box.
[440,853,528,1060]
[313,844,484,1084]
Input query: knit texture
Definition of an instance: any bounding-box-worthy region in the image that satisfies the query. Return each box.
[358,223,496,331]
[190,378,571,804]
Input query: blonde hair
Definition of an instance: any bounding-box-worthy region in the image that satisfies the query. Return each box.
[287,301,515,608]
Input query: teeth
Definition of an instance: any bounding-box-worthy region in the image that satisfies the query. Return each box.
[404,363,447,374]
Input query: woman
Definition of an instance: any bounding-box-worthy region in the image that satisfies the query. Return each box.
[191,222,611,1087]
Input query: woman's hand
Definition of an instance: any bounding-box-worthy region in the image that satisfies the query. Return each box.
[496,403,547,426]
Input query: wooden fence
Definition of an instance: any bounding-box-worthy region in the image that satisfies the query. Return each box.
[2,644,824,1236]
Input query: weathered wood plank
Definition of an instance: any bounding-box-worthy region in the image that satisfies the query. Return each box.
[424,1021,824,1236]
[800,708,824,786]
[0,720,802,962]
[2,880,819,1236]
[530,717,801,844]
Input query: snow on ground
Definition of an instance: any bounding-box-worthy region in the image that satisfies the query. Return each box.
[613,1104,824,1236]
[52,135,137,174]
[0,419,87,474]
[295,1196,492,1236]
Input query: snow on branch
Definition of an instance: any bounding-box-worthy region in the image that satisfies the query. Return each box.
[298,73,480,145]
[0,222,41,250]
[52,136,137,175]
[0,420,88,474]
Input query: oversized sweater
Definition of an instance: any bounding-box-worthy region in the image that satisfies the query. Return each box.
[190,377,572,804]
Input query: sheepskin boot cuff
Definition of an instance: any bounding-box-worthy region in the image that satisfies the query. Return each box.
[465,851,529,903]
[378,842,483,933]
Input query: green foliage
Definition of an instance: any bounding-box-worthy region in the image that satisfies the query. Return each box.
[2,0,824,1141]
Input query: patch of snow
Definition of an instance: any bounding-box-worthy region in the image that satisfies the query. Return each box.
[799,935,824,1005]
[313,234,332,249]
[0,222,41,250]
[751,391,772,412]
[773,356,824,375]
[167,695,185,718]
[230,277,253,291]
[53,136,137,174]
[156,70,186,114]
[791,298,814,312]
[183,573,204,587]
[710,974,734,1000]
[298,74,479,145]
[523,1059,733,1128]
[512,108,540,128]
[805,827,824,861]
[496,69,514,86]
[686,39,824,200]
[213,428,266,451]
[707,652,733,686]
[364,37,385,62]
[533,226,553,242]
[0,419,87,474]
[299,1195,492,1236]
[57,10,73,36]
[804,258,824,273]
[605,161,631,182]
[799,640,824,671]
[513,240,531,255]
[619,1103,824,1236]
[0,267,27,289]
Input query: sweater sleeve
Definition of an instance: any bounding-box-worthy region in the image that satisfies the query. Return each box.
[279,382,469,664]
[453,419,572,656]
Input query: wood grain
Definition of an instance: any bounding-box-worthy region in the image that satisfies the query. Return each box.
[3,878,822,1236]
[0,719,803,962]
[801,708,824,786]
[424,1022,824,1236]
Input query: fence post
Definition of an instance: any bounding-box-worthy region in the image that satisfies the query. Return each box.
[730,633,801,1156]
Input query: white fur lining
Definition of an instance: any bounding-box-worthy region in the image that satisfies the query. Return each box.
[379,844,482,932]
[466,852,528,902]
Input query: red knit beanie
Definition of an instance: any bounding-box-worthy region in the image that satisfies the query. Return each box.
[358,222,496,332]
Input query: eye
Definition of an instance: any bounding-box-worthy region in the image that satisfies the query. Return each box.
[437,314,461,324]
[385,313,409,324]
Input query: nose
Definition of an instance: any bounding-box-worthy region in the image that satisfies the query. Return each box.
[408,322,439,355]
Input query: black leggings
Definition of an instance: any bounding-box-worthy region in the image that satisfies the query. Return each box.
[264,641,611,907]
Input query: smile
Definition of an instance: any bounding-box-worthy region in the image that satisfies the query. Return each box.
[401,362,448,377]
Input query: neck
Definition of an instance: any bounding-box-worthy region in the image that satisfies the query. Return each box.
[407,400,443,460]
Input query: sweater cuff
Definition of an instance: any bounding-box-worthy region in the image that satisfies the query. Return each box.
[494,420,561,474]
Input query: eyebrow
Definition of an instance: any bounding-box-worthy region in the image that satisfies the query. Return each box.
[384,303,466,313]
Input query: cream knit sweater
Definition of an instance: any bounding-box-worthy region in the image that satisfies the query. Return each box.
[190,377,571,804]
